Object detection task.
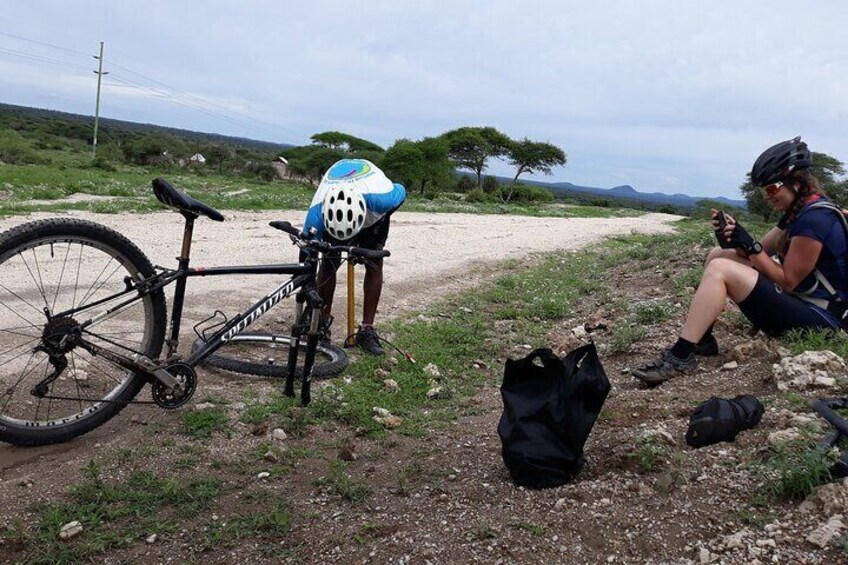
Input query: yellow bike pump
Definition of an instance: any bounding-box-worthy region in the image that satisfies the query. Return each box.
[345,260,356,347]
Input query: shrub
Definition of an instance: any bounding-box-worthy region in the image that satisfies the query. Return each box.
[500,183,555,203]
[466,188,495,203]
[0,130,49,165]
[456,176,475,193]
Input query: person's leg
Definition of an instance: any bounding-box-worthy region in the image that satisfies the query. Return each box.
[633,258,759,385]
[704,247,751,268]
[316,254,341,323]
[679,258,760,343]
[354,217,391,355]
[361,254,384,327]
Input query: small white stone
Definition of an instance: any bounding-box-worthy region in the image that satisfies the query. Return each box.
[721,361,738,371]
[257,471,270,479]
[59,521,83,540]
[272,428,287,441]
[194,402,215,411]
[145,534,157,544]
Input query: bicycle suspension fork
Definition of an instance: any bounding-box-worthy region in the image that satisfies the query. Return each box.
[284,288,323,405]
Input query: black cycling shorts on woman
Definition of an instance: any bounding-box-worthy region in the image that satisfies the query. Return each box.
[632,137,848,386]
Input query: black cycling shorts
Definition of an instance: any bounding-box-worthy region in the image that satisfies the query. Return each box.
[324,215,391,250]
[320,215,392,272]
[737,274,838,337]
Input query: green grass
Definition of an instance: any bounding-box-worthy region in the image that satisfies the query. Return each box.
[317,461,372,503]
[2,465,222,565]
[180,407,229,439]
[758,437,836,501]
[0,161,650,219]
[782,327,848,358]
[628,434,670,474]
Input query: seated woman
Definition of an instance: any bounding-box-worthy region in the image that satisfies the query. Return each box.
[632,137,848,386]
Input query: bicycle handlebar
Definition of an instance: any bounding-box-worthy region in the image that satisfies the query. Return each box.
[269,221,391,260]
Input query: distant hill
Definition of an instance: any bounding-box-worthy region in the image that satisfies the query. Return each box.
[459,171,747,210]
[0,103,294,154]
[548,180,746,210]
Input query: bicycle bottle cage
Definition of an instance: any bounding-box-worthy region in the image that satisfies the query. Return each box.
[811,398,848,479]
[194,310,229,342]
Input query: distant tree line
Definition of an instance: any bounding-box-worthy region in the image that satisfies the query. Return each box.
[281,126,567,203]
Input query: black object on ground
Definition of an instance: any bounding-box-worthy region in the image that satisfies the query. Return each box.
[685,395,764,448]
[498,342,611,489]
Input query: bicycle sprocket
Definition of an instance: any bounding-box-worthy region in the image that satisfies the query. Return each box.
[151,363,197,409]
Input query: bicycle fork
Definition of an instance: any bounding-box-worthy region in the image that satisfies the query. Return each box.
[284,290,324,405]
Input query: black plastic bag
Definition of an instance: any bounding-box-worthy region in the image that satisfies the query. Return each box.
[497,343,611,489]
[685,395,764,448]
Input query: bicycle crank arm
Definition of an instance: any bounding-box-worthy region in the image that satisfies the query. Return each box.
[77,339,179,390]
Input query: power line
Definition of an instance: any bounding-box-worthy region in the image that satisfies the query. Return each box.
[0,31,293,141]
[0,31,91,57]
[0,46,90,72]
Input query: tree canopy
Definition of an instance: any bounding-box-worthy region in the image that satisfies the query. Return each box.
[505,138,567,201]
[441,126,512,190]
[310,131,384,154]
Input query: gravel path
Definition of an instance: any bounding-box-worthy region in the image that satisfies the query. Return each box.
[0,209,682,328]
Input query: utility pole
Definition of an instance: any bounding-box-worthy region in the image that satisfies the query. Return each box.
[92,41,108,158]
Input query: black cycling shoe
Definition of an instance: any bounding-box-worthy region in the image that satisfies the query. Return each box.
[631,349,697,387]
[355,326,384,356]
[693,335,719,357]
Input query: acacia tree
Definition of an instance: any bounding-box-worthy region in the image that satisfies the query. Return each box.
[441,126,512,190]
[310,131,384,154]
[382,136,453,194]
[739,151,847,221]
[505,138,567,201]
[283,145,345,186]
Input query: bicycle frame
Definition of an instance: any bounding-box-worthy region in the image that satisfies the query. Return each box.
[58,213,326,404]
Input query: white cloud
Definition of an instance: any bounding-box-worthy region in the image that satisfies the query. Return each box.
[3,0,848,198]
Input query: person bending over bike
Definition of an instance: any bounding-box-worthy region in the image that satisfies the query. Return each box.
[632,137,848,386]
[302,159,406,355]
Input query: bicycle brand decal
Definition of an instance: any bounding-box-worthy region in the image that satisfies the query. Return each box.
[221,279,297,341]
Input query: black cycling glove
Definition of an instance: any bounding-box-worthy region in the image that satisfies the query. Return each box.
[727,222,760,256]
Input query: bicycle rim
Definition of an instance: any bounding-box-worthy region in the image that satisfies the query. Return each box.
[0,219,165,445]
[194,332,348,379]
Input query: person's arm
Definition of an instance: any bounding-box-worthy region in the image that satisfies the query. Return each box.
[760,226,785,256]
[748,235,821,292]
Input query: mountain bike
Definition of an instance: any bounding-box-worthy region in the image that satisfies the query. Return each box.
[0,178,388,447]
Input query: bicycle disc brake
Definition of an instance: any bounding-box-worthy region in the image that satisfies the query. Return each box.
[151,363,197,409]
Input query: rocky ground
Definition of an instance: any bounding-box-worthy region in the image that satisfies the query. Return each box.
[1,209,847,564]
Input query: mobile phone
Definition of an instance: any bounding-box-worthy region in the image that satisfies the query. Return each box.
[714,211,732,248]
[714,211,727,230]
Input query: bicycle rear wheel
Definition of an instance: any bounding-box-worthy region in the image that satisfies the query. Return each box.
[0,219,166,446]
[192,333,348,379]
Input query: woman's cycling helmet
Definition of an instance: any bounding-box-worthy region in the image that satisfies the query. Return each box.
[750,136,812,187]
[322,184,366,240]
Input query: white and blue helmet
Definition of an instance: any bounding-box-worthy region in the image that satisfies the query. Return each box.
[322,183,366,240]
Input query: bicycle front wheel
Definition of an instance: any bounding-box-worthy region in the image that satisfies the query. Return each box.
[193,333,348,379]
[0,219,167,446]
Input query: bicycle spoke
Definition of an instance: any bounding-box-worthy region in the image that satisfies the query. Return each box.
[50,241,72,313]
[27,247,51,313]
[0,280,47,321]
[0,336,40,369]
[78,255,122,308]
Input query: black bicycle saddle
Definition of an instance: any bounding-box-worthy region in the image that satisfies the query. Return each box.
[152,178,225,221]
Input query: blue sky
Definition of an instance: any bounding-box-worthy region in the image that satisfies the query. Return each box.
[2,1,848,199]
